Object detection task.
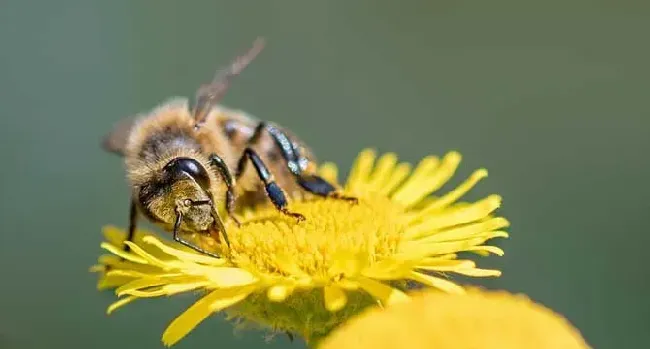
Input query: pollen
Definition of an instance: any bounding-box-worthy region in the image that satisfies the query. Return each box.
[223,195,403,281]
[92,148,509,347]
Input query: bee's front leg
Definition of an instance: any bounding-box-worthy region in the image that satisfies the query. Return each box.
[124,199,138,252]
[172,199,224,258]
[208,153,240,226]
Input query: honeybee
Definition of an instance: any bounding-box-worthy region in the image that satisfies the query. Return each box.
[102,38,356,257]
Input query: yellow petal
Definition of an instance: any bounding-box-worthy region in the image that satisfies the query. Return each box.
[267,285,294,302]
[89,264,105,273]
[327,251,364,278]
[116,278,173,297]
[106,296,137,315]
[414,218,510,243]
[318,162,339,184]
[398,237,490,260]
[367,152,398,189]
[471,249,490,256]
[100,242,148,265]
[392,152,462,208]
[453,268,502,277]
[415,259,476,271]
[345,149,377,192]
[123,241,170,269]
[123,281,210,298]
[404,195,503,239]
[324,285,347,312]
[420,168,488,211]
[98,254,126,265]
[338,279,361,291]
[97,273,138,290]
[378,162,412,195]
[121,287,167,297]
[390,156,440,206]
[102,226,127,246]
[418,254,458,263]
[96,255,123,267]
[407,271,465,294]
[162,286,255,346]
[106,269,180,279]
[196,267,258,288]
[142,235,226,266]
[103,226,173,260]
[355,277,409,306]
[274,253,311,278]
[465,245,504,256]
[362,258,415,280]
[97,254,165,275]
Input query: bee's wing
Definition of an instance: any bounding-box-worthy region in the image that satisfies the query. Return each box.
[102,115,138,156]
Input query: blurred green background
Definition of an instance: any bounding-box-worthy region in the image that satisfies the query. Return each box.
[1,0,648,348]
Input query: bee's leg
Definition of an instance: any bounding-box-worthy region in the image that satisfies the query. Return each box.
[285,331,294,342]
[172,205,222,258]
[124,199,138,252]
[206,197,231,248]
[236,147,305,221]
[247,122,299,168]
[295,174,358,203]
[248,122,357,203]
[208,153,240,226]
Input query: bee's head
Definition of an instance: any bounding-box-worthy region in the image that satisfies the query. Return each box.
[138,157,218,233]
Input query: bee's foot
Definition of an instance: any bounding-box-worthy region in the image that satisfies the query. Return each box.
[329,192,359,205]
[281,208,306,222]
[231,215,242,227]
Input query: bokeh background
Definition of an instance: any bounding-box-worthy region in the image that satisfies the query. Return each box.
[1,1,648,348]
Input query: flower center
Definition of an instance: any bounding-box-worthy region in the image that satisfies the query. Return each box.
[219,195,404,281]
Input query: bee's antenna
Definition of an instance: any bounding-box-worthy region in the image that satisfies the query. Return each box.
[193,37,266,127]
[215,37,266,83]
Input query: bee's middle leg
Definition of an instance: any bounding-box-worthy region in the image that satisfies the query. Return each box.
[294,174,358,203]
[247,122,357,203]
[235,147,305,221]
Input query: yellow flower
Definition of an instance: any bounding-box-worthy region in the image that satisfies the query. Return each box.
[319,288,591,349]
[92,149,509,346]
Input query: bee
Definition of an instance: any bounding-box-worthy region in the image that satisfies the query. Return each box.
[102,38,356,257]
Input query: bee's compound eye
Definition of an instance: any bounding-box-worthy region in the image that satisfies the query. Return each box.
[164,157,211,191]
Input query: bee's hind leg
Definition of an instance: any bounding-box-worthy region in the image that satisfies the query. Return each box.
[295,174,358,203]
[236,147,305,222]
